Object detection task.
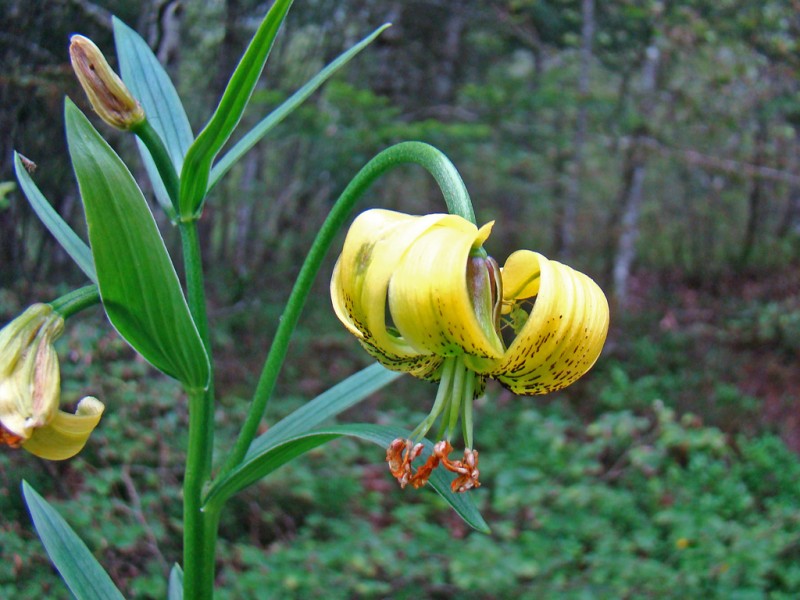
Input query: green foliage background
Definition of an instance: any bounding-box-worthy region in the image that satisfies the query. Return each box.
[1,0,799,597]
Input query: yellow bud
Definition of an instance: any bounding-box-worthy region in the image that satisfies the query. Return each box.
[0,304,105,460]
[69,34,144,130]
[0,304,63,442]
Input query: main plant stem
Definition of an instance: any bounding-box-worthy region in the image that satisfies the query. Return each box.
[179,221,217,599]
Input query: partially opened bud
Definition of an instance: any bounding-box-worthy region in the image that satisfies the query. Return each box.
[0,305,63,443]
[69,34,144,130]
[0,304,104,460]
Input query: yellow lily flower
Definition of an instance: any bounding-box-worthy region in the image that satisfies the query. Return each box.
[0,304,104,460]
[331,209,609,491]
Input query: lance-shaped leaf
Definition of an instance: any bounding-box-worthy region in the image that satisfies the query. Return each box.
[179,0,294,218]
[207,365,489,533]
[206,424,490,533]
[168,564,183,600]
[14,152,97,282]
[253,362,402,448]
[65,99,209,390]
[114,17,193,216]
[22,481,126,600]
[208,23,390,191]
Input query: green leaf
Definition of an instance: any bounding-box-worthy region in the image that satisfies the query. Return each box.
[179,0,294,218]
[207,431,340,506]
[206,424,491,534]
[114,17,193,215]
[213,363,400,490]
[208,23,391,191]
[206,365,487,532]
[65,99,209,390]
[22,481,126,600]
[13,152,97,282]
[168,564,183,600]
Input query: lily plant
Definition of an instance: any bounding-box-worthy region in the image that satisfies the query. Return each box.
[3,2,609,598]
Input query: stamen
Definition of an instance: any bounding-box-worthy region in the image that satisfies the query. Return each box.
[436,357,467,441]
[386,438,423,488]
[386,437,482,492]
[388,357,483,492]
[461,373,476,450]
[410,356,457,441]
[0,425,24,448]
[409,448,441,488]
[435,442,481,493]
[451,448,481,493]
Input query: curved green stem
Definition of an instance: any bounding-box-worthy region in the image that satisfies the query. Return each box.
[49,285,100,319]
[219,141,477,478]
[133,119,181,216]
[362,141,477,224]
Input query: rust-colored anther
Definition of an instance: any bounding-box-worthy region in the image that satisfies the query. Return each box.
[409,453,441,489]
[434,441,481,493]
[0,425,23,448]
[451,448,481,493]
[386,438,423,488]
[386,438,481,492]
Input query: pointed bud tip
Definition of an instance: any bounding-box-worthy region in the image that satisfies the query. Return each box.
[69,34,144,130]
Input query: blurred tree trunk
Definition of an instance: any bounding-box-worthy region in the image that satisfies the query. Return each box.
[739,116,768,266]
[151,0,183,65]
[493,2,545,84]
[612,44,661,307]
[234,149,262,279]
[215,0,246,95]
[433,10,465,104]
[612,142,648,303]
[205,0,249,289]
[778,123,800,238]
[556,0,594,258]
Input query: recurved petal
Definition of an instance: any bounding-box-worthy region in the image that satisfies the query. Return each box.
[22,396,105,460]
[389,218,504,360]
[490,250,609,394]
[358,341,445,381]
[331,209,451,362]
[501,250,542,306]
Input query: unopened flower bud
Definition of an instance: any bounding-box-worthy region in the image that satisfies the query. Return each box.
[69,34,144,130]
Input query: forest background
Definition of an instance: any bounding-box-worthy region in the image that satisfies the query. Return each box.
[1,0,799,598]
